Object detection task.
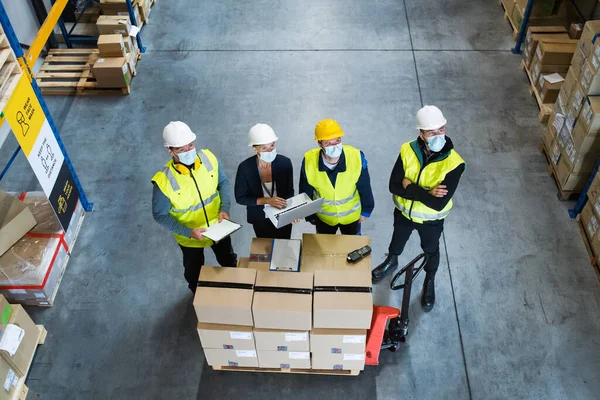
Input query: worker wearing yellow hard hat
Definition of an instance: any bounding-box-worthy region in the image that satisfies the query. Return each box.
[299,119,374,235]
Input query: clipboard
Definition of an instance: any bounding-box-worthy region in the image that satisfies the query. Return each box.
[202,219,241,242]
[264,193,324,228]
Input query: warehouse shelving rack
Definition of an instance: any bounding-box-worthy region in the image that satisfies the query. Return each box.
[0,0,93,212]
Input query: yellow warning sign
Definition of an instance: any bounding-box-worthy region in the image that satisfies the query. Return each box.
[4,74,45,157]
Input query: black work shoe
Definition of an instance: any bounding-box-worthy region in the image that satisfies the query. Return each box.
[421,273,436,312]
[371,254,399,282]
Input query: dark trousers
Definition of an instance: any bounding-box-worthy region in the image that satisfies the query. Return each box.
[179,236,238,293]
[388,209,444,273]
[252,219,293,239]
[315,218,360,235]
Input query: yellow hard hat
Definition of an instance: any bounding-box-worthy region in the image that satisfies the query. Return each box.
[314,119,345,141]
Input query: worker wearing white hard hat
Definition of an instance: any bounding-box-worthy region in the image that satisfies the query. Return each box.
[234,123,294,239]
[372,106,465,312]
[152,121,238,293]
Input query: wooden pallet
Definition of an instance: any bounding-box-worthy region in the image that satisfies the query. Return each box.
[212,365,361,376]
[10,325,47,400]
[575,215,600,282]
[500,0,519,40]
[520,60,553,123]
[0,29,23,112]
[538,139,580,200]
[37,49,130,96]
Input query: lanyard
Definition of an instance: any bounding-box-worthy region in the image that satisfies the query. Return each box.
[257,158,275,198]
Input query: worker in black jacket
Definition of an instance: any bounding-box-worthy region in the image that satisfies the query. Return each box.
[235,123,294,239]
[372,106,465,312]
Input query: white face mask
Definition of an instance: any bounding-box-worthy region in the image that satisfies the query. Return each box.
[324,143,343,158]
[427,135,446,152]
[259,149,277,163]
[177,148,197,165]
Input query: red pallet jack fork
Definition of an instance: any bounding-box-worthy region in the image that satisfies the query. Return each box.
[365,254,428,366]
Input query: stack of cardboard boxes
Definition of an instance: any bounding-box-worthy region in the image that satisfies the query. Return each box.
[99,0,154,27]
[93,16,140,89]
[502,0,563,35]
[0,294,44,398]
[194,234,373,372]
[579,171,600,264]
[545,21,600,193]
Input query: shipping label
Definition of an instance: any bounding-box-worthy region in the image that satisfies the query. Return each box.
[342,335,366,344]
[343,353,365,361]
[285,332,307,342]
[235,350,256,358]
[288,352,309,360]
[229,331,252,340]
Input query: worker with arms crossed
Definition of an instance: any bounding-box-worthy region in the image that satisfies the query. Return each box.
[152,121,238,294]
[371,106,465,312]
[235,123,295,239]
[299,119,374,235]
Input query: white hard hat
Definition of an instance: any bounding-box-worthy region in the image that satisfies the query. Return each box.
[416,105,447,131]
[248,123,278,147]
[163,121,197,147]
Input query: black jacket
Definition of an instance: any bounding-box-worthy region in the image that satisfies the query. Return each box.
[235,154,294,223]
[389,137,465,214]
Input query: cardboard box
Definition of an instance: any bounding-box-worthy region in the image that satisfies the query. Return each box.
[300,234,371,272]
[311,352,366,371]
[525,33,571,67]
[537,73,564,103]
[529,53,570,87]
[193,266,256,326]
[581,202,599,251]
[125,52,137,77]
[579,97,600,134]
[196,323,255,351]
[0,191,36,257]
[570,23,583,39]
[0,305,39,377]
[580,59,600,95]
[0,356,19,400]
[92,57,131,88]
[253,328,310,352]
[96,15,131,35]
[543,124,556,151]
[203,348,258,367]
[536,42,577,65]
[97,34,125,57]
[525,26,567,47]
[313,270,373,329]
[579,21,600,59]
[248,238,272,271]
[516,0,557,18]
[588,43,600,75]
[569,81,586,116]
[138,0,152,23]
[587,172,600,204]
[554,156,589,191]
[571,121,600,154]
[257,350,311,369]
[310,329,367,354]
[252,271,313,330]
[570,45,587,77]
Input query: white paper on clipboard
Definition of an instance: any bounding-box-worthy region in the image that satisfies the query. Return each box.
[264,193,325,228]
[202,219,241,242]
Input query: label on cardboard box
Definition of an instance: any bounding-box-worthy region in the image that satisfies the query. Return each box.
[98,58,105,63]
[552,113,565,133]
[122,64,128,74]
[235,350,256,358]
[289,352,310,360]
[536,46,542,60]
[573,90,584,111]
[582,102,593,125]
[0,305,11,326]
[551,144,561,165]
[39,302,49,305]
[587,214,598,235]
[285,332,308,342]
[7,289,26,295]
[34,292,45,299]
[594,55,600,70]
[343,353,365,361]
[229,331,252,340]
[3,369,14,391]
[343,335,366,344]
[0,324,24,356]
[595,198,600,216]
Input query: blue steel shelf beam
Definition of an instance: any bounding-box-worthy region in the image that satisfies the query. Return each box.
[0,0,93,211]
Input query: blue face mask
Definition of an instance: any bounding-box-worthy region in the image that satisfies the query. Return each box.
[427,135,446,152]
[259,149,277,163]
[177,148,197,165]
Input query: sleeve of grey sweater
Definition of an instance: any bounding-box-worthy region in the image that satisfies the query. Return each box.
[152,183,193,238]
[216,158,231,213]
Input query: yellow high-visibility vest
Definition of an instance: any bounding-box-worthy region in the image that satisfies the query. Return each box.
[152,149,221,248]
[305,145,362,226]
[394,141,464,224]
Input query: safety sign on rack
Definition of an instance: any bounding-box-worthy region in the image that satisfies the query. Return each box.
[3,74,79,231]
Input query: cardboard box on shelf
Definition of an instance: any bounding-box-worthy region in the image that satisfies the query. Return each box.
[97,34,126,57]
[569,23,583,40]
[257,350,311,369]
[556,124,599,173]
[92,57,131,88]
[300,234,371,272]
[313,270,373,329]
[203,348,258,368]
[0,305,39,377]
[569,81,586,116]
[543,125,557,152]
[525,26,567,47]
[311,352,366,371]
[580,60,600,95]
[310,329,367,355]
[554,155,589,191]
[252,271,313,330]
[580,201,600,255]
[587,172,600,204]
[0,355,19,400]
[579,97,600,134]
[0,191,36,257]
[96,15,131,35]
[537,73,564,103]
[579,21,600,59]
[138,0,152,23]
[125,52,137,77]
[524,33,570,67]
[529,53,570,87]
[536,42,577,65]
[253,328,310,352]
[570,45,587,77]
[248,238,272,272]
[516,0,558,18]
[193,266,256,326]
[588,43,600,75]
[571,121,600,154]
[196,323,255,351]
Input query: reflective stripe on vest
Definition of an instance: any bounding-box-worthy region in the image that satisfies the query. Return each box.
[198,151,213,172]
[171,191,219,214]
[304,145,362,225]
[393,195,452,220]
[162,167,180,192]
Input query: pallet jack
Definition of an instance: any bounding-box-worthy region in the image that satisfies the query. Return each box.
[365,253,428,366]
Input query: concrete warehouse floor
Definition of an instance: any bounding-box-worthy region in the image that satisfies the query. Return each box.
[0,0,599,399]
